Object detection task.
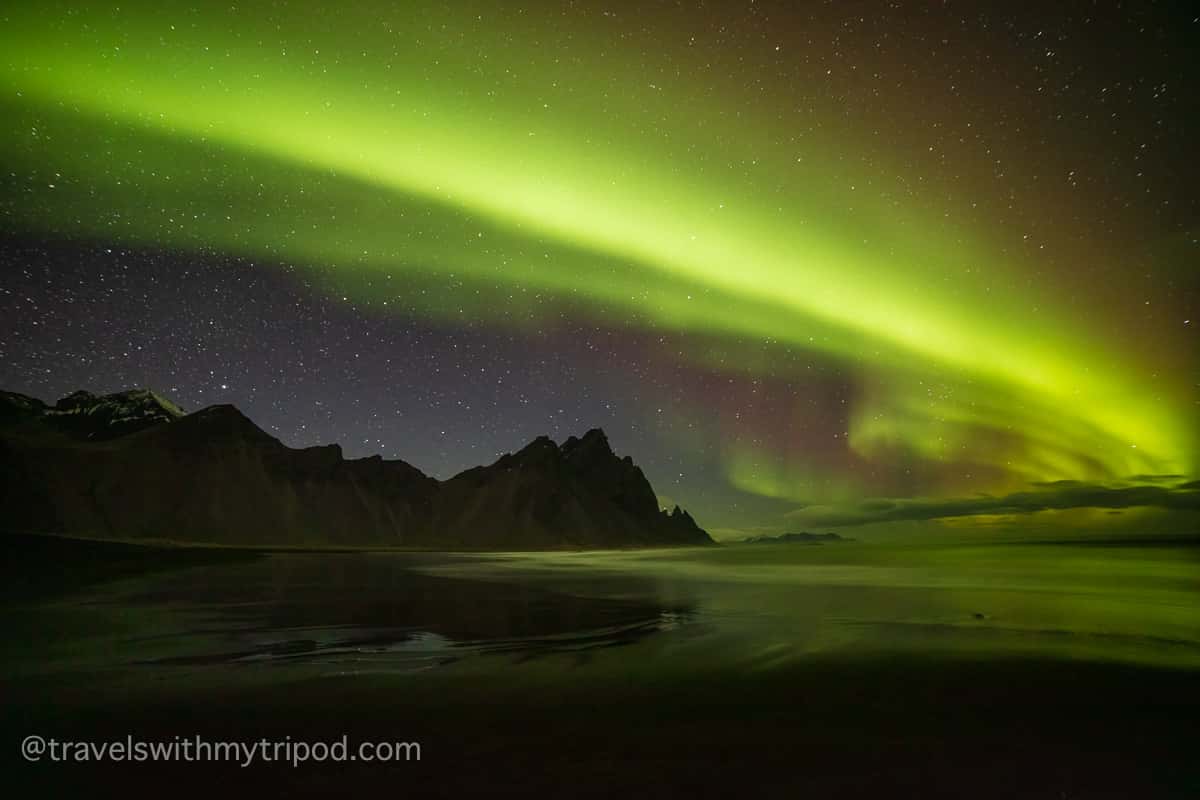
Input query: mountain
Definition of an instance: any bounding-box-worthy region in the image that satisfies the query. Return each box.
[434,429,706,548]
[0,389,711,549]
[741,531,849,544]
[1,388,184,440]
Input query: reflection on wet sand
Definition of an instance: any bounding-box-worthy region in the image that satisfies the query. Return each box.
[91,554,696,670]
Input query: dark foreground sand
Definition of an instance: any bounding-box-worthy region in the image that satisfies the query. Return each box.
[3,534,1198,797]
[6,655,1200,798]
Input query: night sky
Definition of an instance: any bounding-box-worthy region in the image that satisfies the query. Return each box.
[1,1,1196,539]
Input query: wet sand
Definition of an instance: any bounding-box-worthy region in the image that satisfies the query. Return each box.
[3,534,1198,797]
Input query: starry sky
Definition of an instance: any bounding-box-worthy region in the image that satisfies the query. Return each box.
[1,1,1196,539]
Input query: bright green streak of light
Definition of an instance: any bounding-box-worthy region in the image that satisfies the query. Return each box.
[0,1,1192,491]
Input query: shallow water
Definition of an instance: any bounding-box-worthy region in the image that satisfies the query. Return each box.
[7,538,1199,681]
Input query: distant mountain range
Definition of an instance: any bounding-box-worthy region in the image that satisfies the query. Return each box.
[740,531,850,545]
[0,389,711,549]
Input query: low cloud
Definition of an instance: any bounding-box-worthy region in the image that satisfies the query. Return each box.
[787,479,1200,527]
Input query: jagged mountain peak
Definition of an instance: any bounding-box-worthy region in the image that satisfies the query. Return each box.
[53,387,185,418]
[560,427,614,463]
[2,386,187,440]
[498,435,561,468]
[164,403,278,445]
[2,387,712,549]
[561,427,609,447]
[53,389,96,407]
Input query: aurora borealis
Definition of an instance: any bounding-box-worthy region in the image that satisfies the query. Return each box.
[1,1,1196,537]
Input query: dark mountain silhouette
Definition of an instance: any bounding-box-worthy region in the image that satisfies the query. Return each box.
[0,389,711,549]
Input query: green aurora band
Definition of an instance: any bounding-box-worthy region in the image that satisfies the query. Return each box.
[1,1,1194,506]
